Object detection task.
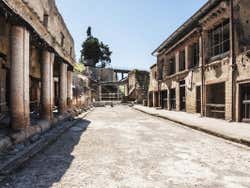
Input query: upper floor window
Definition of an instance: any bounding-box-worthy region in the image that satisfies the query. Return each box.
[70,47,73,57]
[60,32,65,47]
[179,50,186,71]
[169,57,176,75]
[43,14,49,28]
[154,71,157,80]
[157,60,164,80]
[190,43,199,68]
[208,19,230,58]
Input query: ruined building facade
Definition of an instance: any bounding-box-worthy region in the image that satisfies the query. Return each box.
[0,0,76,131]
[128,70,149,104]
[148,0,250,123]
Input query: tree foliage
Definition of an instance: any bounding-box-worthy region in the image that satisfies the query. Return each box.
[80,27,112,68]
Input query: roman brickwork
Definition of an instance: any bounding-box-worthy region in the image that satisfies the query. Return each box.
[149,0,250,123]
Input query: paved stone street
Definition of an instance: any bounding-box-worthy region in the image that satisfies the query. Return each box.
[2,105,250,188]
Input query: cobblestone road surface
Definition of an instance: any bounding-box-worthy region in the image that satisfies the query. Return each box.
[2,105,250,188]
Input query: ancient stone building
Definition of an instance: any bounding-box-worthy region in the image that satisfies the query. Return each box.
[72,73,92,107]
[0,0,76,133]
[85,66,130,102]
[127,69,149,104]
[149,0,250,123]
[148,64,159,108]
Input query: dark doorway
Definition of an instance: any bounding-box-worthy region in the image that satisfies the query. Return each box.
[206,82,225,119]
[0,67,9,114]
[148,92,153,107]
[155,92,159,107]
[170,89,176,110]
[54,81,59,107]
[161,90,168,109]
[196,86,201,113]
[240,83,250,123]
[180,80,186,111]
[30,77,40,113]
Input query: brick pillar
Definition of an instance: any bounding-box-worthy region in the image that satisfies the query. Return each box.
[167,89,171,110]
[67,71,73,107]
[0,67,7,112]
[41,50,54,121]
[228,0,236,121]
[185,45,190,70]
[99,85,102,101]
[176,83,180,111]
[59,63,67,114]
[148,92,150,107]
[175,51,180,72]
[199,35,205,116]
[152,92,156,107]
[10,26,30,130]
[225,80,233,121]
[201,31,208,117]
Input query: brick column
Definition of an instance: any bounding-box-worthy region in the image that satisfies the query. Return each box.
[201,30,208,117]
[152,92,156,107]
[10,26,30,130]
[175,51,180,72]
[199,35,205,116]
[59,63,67,114]
[227,0,236,121]
[167,89,171,110]
[147,92,151,107]
[41,50,54,121]
[0,67,7,112]
[176,84,180,111]
[99,85,102,101]
[185,46,190,70]
[67,71,73,107]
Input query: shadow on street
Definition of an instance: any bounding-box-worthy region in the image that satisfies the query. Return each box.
[1,119,91,188]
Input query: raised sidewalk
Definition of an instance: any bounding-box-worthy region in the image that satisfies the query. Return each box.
[133,105,250,147]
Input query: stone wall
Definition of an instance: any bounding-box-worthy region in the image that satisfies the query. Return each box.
[22,0,75,59]
[86,67,116,83]
[1,0,75,66]
[128,70,149,103]
[148,65,158,92]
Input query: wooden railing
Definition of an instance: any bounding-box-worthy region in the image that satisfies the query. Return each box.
[242,100,250,122]
[206,103,225,119]
[100,93,124,101]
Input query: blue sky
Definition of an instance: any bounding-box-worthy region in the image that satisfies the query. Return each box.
[56,0,207,70]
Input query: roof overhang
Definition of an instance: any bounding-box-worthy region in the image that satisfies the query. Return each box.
[0,0,76,67]
[152,0,222,56]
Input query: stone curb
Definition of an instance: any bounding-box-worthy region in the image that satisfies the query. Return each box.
[0,110,91,178]
[0,107,89,152]
[133,107,250,147]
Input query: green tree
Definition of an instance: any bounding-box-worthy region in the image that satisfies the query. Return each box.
[80,27,112,68]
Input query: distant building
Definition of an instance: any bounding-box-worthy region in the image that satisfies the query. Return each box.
[85,66,130,102]
[127,70,149,104]
[148,64,159,107]
[73,73,92,107]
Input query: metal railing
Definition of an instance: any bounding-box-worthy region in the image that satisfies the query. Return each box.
[100,93,124,101]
